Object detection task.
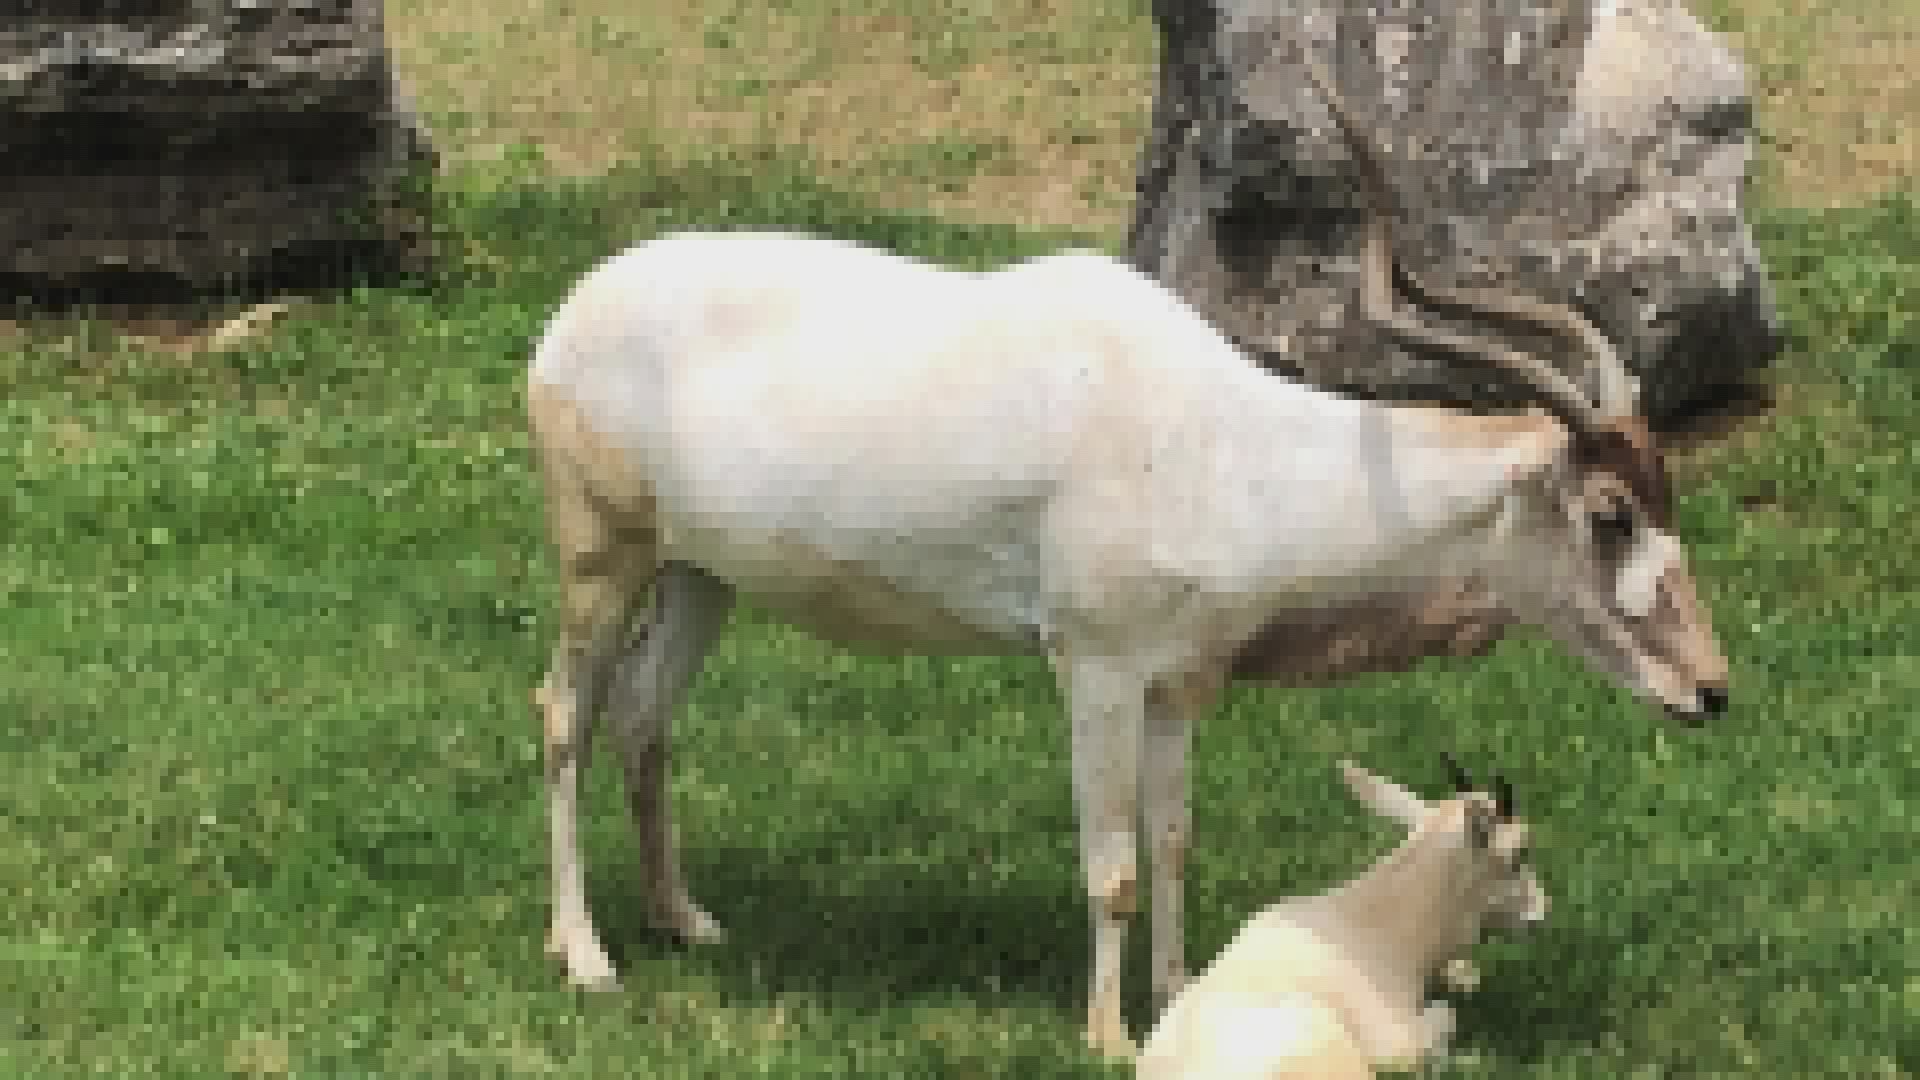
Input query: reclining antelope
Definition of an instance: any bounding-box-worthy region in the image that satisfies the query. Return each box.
[1138,756,1548,1079]
[522,49,1728,1060]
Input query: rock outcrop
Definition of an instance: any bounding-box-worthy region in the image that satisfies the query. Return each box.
[0,0,436,300]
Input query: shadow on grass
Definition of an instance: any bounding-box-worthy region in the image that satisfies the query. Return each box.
[1447,924,1629,1064]
[591,840,1645,1063]
[592,847,1091,1013]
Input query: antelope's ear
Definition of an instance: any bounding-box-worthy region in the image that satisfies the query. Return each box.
[1504,414,1574,486]
[1338,759,1428,828]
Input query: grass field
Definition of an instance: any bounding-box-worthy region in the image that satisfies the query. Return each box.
[3,1,1918,1076]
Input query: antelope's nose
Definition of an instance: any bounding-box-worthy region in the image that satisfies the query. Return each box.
[1696,685,1729,717]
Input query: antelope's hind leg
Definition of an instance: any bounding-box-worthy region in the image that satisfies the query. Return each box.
[603,560,734,943]
[537,547,651,991]
[530,399,659,991]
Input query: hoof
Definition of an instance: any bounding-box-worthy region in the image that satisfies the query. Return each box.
[679,921,726,945]
[548,925,620,990]
[677,914,726,945]
[654,902,726,944]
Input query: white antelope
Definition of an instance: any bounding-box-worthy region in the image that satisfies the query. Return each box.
[522,52,1728,1059]
[1137,756,1547,1079]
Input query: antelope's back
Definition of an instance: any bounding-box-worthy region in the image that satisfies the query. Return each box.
[528,230,952,399]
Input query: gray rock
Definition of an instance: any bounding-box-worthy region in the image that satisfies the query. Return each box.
[1129,0,1781,424]
[0,0,436,296]
[1129,0,1779,686]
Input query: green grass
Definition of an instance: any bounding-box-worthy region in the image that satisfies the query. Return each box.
[2,155,1917,1076]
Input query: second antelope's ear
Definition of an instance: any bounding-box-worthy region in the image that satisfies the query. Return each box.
[1339,759,1428,828]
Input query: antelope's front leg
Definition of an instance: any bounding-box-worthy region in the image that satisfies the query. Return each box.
[1143,667,1221,1013]
[1061,656,1148,1061]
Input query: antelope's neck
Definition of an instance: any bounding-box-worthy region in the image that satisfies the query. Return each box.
[1323,832,1485,1002]
[1192,391,1560,594]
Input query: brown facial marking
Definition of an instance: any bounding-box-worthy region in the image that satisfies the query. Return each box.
[1575,416,1673,529]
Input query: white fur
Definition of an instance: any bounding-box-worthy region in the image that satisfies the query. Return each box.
[1618,527,1681,618]
[532,232,1556,658]
[1136,762,1547,1079]
[525,229,1692,1059]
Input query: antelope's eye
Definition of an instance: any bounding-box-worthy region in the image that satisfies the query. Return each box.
[1589,506,1635,543]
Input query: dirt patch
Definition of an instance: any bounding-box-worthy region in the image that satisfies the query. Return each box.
[384,0,1157,233]
[1707,0,1919,208]
[1764,12,1918,206]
